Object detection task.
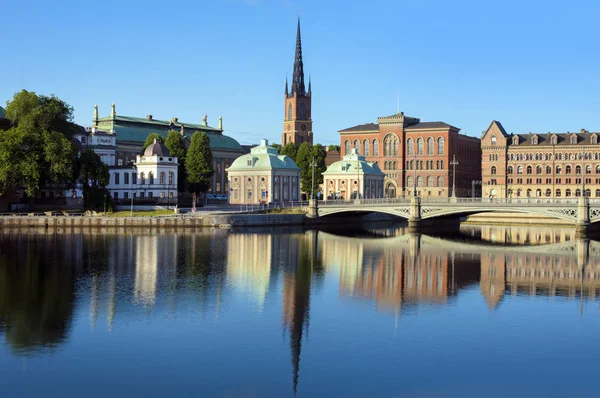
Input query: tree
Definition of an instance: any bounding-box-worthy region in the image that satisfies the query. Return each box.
[295,143,327,198]
[0,90,77,197]
[271,143,282,151]
[328,144,340,152]
[142,133,164,152]
[185,132,214,203]
[76,148,111,210]
[280,142,298,162]
[164,130,187,192]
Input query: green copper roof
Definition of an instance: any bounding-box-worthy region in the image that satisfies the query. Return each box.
[227,139,300,171]
[0,106,6,119]
[323,148,385,176]
[94,115,243,152]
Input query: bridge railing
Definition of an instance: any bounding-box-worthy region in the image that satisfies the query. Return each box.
[318,197,583,207]
[319,198,411,207]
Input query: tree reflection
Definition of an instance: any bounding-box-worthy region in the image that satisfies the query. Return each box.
[0,234,75,354]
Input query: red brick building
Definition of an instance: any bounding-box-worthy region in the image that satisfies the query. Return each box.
[339,112,481,198]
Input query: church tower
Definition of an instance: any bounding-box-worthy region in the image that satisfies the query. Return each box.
[282,17,313,146]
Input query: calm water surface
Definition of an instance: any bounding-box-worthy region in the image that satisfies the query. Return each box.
[1,224,600,397]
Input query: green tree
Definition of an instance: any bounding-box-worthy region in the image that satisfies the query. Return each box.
[164,130,187,191]
[0,90,77,197]
[76,148,111,210]
[295,143,327,198]
[185,132,214,201]
[328,144,340,152]
[142,133,164,152]
[271,143,282,151]
[280,142,298,162]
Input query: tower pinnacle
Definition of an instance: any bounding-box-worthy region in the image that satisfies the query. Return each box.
[292,16,305,96]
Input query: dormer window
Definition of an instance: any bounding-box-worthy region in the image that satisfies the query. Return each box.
[491,135,497,145]
[341,164,346,171]
[532,136,538,145]
[247,158,252,167]
[551,135,557,145]
[591,134,598,144]
[512,136,519,145]
[571,135,577,145]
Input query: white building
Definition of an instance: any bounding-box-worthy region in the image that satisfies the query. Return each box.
[322,148,385,200]
[226,139,300,204]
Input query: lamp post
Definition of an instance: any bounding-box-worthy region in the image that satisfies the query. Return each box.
[471,180,482,198]
[450,154,459,198]
[310,156,317,200]
[413,151,417,197]
[581,145,585,197]
[130,190,135,216]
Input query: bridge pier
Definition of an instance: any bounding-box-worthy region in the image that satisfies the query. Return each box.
[576,196,590,238]
[307,199,319,218]
[408,196,421,232]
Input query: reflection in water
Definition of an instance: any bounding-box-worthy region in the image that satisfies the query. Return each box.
[1,225,600,395]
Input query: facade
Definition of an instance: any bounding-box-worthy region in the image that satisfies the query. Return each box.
[339,112,481,198]
[92,103,244,194]
[282,18,313,146]
[481,121,600,199]
[322,148,385,200]
[226,139,301,204]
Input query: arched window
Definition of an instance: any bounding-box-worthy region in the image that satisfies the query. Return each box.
[437,176,444,187]
[571,135,577,144]
[363,139,370,156]
[491,135,497,145]
[407,176,413,187]
[565,165,572,174]
[159,172,165,185]
[353,140,360,154]
[556,165,562,174]
[407,138,414,156]
[384,134,399,156]
[576,165,581,174]
[566,189,572,197]
[596,165,600,174]
[517,166,523,174]
[417,138,424,155]
[526,166,532,174]
[507,166,513,174]
[287,103,292,120]
[299,103,306,120]
[140,172,145,185]
[427,137,434,155]
[596,189,600,198]
[551,136,557,145]
[149,172,154,185]
[427,176,433,187]
[393,161,397,170]
[546,165,552,174]
[536,189,541,197]
[556,189,561,197]
[344,140,350,155]
[585,189,591,198]
[536,165,542,174]
[417,176,424,186]
[576,189,581,197]
[373,140,379,156]
[168,172,174,185]
[491,166,496,175]
[437,137,444,154]
[545,189,551,197]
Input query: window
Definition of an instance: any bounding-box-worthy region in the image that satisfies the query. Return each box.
[363,140,370,156]
[517,166,523,174]
[571,135,577,144]
[354,140,360,154]
[373,140,379,156]
[417,138,424,155]
[576,165,581,174]
[160,172,165,185]
[169,172,174,185]
[437,137,444,154]
[383,134,398,156]
[491,135,497,145]
[556,165,561,174]
[526,166,532,174]
[532,137,538,145]
[566,189,571,197]
[536,165,542,174]
[247,158,253,166]
[149,172,154,185]
[576,189,581,197]
[140,172,145,185]
[427,137,434,155]
[124,192,129,199]
[132,173,137,185]
[160,192,165,198]
[596,189,600,197]
[299,103,306,120]
[551,136,557,145]
[437,176,444,187]
[287,103,292,120]
[124,172,129,184]
[427,176,433,187]
[114,173,120,185]
[546,165,552,174]
[417,176,424,186]
[407,138,414,156]
[565,165,572,174]
[507,166,513,174]
[546,189,551,197]
[407,176,413,187]
[556,189,561,197]
[344,140,350,155]
[491,166,496,175]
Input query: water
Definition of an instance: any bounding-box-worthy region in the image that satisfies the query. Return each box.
[1,224,600,397]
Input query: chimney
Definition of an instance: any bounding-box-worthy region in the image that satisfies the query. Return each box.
[146,115,153,120]
[261,138,269,146]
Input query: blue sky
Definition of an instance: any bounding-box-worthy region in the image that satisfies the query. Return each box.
[2,0,599,146]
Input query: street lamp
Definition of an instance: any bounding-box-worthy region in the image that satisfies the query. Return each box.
[309,156,317,200]
[450,154,459,198]
[413,151,417,197]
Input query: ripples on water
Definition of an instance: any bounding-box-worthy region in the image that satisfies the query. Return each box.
[1,224,600,397]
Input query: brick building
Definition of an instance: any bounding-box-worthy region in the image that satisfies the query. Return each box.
[339,112,481,198]
[481,120,600,199]
[281,18,313,146]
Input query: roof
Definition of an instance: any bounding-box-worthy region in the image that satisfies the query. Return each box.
[144,139,170,157]
[97,115,221,132]
[323,148,385,176]
[226,139,300,172]
[486,120,509,137]
[405,121,459,131]
[339,123,379,133]
[0,106,6,119]
[510,131,600,146]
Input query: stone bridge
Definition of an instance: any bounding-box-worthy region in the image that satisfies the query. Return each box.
[307,196,600,233]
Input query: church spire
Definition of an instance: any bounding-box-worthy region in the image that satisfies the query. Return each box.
[308,75,311,96]
[291,16,306,96]
[285,76,289,96]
